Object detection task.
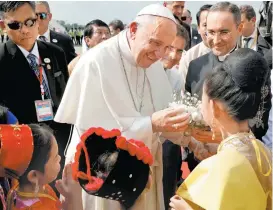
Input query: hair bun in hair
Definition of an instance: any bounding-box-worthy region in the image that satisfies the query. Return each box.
[223,48,268,93]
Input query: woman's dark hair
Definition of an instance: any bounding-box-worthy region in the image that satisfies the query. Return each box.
[0,106,8,124]
[19,124,53,185]
[204,48,269,122]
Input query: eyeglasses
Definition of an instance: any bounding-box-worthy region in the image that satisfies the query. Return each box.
[7,18,37,30]
[36,12,48,20]
[206,30,232,39]
[94,30,111,38]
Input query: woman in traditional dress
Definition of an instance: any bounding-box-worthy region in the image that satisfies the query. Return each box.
[170,48,272,210]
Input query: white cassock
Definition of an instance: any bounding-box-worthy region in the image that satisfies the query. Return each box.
[55,29,186,210]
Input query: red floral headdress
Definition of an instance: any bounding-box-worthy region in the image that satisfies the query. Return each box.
[72,127,153,192]
[0,125,34,178]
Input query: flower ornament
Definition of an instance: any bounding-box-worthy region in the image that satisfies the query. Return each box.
[169,92,210,133]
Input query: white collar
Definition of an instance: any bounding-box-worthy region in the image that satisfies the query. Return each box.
[118,30,136,66]
[218,45,237,62]
[242,27,257,40]
[39,28,50,42]
[17,42,39,60]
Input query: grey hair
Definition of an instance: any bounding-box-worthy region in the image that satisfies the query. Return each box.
[209,2,241,26]
[35,1,50,13]
[176,24,189,47]
[240,5,256,21]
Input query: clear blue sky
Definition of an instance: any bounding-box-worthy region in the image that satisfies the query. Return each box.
[49,1,262,25]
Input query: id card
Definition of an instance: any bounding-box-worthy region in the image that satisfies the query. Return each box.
[34,99,54,122]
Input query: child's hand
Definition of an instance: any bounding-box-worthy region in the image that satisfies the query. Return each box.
[55,163,82,199]
[169,195,193,210]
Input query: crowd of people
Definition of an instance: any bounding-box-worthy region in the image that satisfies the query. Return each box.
[0,1,272,210]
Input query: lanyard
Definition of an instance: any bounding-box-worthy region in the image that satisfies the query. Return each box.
[35,58,45,101]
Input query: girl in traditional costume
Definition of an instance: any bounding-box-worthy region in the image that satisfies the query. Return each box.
[5,124,82,210]
[170,48,272,210]
[0,106,18,210]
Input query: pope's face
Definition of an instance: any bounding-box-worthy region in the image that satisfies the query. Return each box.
[129,17,177,68]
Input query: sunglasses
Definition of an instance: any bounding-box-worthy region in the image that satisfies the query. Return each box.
[181,16,187,21]
[7,18,37,30]
[36,12,48,20]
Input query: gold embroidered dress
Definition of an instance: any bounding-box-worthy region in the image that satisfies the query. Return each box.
[177,133,272,210]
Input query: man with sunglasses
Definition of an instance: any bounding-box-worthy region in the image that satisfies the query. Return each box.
[0,1,71,192]
[35,1,76,64]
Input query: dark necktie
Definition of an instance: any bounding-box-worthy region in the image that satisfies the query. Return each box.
[27,53,51,99]
[39,35,47,42]
[243,37,252,48]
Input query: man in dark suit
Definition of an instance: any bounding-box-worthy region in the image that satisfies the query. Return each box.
[35,1,76,64]
[165,1,192,50]
[0,1,70,190]
[182,9,202,47]
[239,5,271,56]
[186,2,271,157]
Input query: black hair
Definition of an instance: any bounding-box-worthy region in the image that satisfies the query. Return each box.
[196,4,212,26]
[109,19,124,31]
[0,1,35,16]
[240,5,256,21]
[19,124,53,185]
[0,105,8,124]
[176,24,189,47]
[204,48,269,122]
[209,2,241,26]
[84,19,109,38]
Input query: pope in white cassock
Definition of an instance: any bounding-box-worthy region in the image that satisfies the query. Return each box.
[55,4,192,210]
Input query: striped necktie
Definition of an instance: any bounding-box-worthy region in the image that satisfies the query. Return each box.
[39,35,47,42]
[243,37,252,48]
[27,53,51,100]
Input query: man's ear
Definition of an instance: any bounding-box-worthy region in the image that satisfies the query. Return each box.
[237,22,243,35]
[251,17,256,25]
[48,13,52,22]
[129,22,138,40]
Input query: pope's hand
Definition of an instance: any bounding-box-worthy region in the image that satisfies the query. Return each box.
[151,107,190,133]
[169,195,193,210]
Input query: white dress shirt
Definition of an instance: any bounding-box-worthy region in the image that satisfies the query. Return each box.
[242,28,257,51]
[38,28,50,42]
[17,42,51,96]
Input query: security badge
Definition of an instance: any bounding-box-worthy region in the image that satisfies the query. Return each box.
[44,58,51,70]
[34,57,53,122]
[44,58,50,63]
